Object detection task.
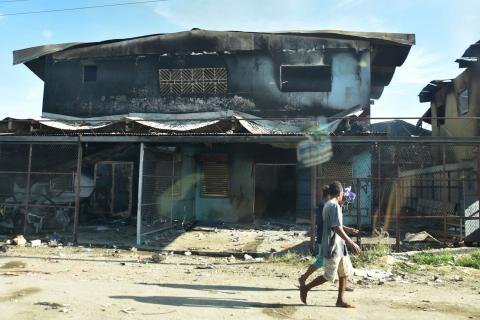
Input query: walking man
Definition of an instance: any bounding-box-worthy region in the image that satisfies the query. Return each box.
[299,181,361,308]
[298,185,330,285]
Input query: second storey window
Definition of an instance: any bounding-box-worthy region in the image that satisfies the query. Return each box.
[458,89,469,115]
[159,67,227,96]
[83,65,97,83]
[280,65,332,92]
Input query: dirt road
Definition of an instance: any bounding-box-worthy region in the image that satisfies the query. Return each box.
[1,246,479,320]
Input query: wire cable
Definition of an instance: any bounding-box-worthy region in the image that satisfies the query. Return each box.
[0,0,31,3]
[0,0,167,17]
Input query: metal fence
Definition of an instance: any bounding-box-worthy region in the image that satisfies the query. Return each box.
[0,143,81,243]
[137,143,194,247]
[0,138,478,252]
[312,141,480,251]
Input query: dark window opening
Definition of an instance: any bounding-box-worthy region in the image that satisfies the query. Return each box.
[437,104,446,126]
[200,154,229,197]
[83,65,97,83]
[280,65,332,92]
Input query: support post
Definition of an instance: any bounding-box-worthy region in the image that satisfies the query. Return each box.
[356,178,361,246]
[23,144,33,235]
[395,147,401,252]
[309,166,317,254]
[477,146,480,242]
[442,144,447,243]
[377,143,382,229]
[136,142,145,246]
[73,138,83,244]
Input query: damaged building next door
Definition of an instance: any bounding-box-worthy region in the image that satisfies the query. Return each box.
[94,161,133,218]
[254,164,297,222]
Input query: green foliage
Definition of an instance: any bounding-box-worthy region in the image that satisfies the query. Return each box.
[266,252,311,268]
[392,261,420,273]
[412,252,454,266]
[455,251,480,269]
[351,243,391,268]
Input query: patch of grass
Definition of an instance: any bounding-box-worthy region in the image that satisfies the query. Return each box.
[266,252,311,268]
[0,288,41,302]
[455,250,480,269]
[242,236,265,252]
[412,252,454,266]
[392,261,420,273]
[262,305,297,319]
[1,261,27,269]
[351,243,390,268]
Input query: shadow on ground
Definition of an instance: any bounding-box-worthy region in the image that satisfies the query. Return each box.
[136,282,298,292]
[111,294,303,309]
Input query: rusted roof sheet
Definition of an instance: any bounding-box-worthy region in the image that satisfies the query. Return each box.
[0,108,364,136]
[456,40,480,68]
[418,79,452,103]
[13,43,80,65]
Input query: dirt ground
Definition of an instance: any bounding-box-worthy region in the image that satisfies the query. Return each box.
[1,245,480,320]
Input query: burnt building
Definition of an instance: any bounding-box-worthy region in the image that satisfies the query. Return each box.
[0,29,414,246]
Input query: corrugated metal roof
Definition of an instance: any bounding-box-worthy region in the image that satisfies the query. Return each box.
[371,120,430,136]
[14,28,415,65]
[0,108,364,136]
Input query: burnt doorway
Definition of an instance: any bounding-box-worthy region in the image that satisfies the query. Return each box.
[93,161,133,218]
[254,164,297,222]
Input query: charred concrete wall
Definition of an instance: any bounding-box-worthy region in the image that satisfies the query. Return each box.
[149,144,301,223]
[42,48,371,118]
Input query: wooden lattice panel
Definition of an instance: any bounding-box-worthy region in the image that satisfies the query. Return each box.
[159,68,227,96]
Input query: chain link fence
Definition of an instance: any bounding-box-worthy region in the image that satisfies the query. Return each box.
[138,144,195,246]
[313,142,480,250]
[0,143,80,243]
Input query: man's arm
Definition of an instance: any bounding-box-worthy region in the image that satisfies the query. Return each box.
[334,226,361,254]
[343,226,359,235]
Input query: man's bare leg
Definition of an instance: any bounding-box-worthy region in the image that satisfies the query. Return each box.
[298,264,318,287]
[300,275,327,304]
[336,276,355,308]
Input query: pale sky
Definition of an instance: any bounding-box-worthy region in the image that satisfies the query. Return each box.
[0,0,478,120]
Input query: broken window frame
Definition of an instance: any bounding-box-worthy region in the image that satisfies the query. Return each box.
[280,65,332,92]
[458,89,469,115]
[200,154,229,198]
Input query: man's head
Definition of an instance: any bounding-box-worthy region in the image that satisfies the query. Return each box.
[329,181,343,203]
[321,185,330,200]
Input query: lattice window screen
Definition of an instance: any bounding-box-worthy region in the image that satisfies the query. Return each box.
[201,154,229,197]
[159,68,227,96]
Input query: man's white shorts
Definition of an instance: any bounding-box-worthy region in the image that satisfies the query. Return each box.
[323,256,353,282]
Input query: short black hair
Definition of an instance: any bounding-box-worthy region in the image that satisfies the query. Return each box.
[321,185,330,198]
[329,181,343,197]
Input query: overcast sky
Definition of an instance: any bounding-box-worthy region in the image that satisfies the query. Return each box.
[0,0,478,120]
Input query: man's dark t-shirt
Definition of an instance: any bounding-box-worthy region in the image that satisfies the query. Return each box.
[316,201,325,244]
